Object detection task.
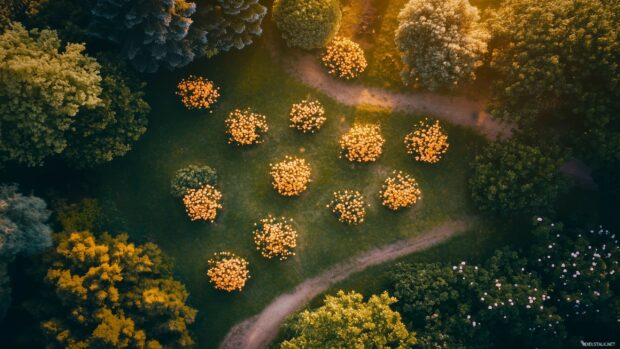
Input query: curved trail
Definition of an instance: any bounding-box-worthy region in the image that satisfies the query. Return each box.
[219,219,470,349]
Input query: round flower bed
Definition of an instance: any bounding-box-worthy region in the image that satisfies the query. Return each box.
[289,99,327,133]
[176,76,220,111]
[327,190,368,225]
[207,252,250,292]
[225,108,269,145]
[322,36,367,79]
[253,215,298,260]
[380,171,422,210]
[269,156,312,196]
[182,185,223,222]
[339,124,385,162]
[404,119,449,163]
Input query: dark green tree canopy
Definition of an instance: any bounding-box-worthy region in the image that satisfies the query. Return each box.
[272,0,341,49]
[170,164,218,198]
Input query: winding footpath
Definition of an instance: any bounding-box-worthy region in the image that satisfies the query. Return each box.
[219,219,471,349]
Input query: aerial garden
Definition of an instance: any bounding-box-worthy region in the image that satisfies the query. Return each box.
[0,0,618,348]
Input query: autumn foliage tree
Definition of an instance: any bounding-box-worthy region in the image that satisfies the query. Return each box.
[253,215,297,260]
[225,108,269,145]
[182,185,223,222]
[39,231,197,348]
[339,124,385,162]
[207,252,250,292]
[269,156,312,196]
[322,37,367,79]
[404,119,449,163]
[177,76,221,111]
[327,190,368,225]
[289,99,327,133]
[380,171,422,210]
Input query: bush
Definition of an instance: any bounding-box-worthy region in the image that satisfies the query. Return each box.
[207,251,250,292]
[395,0,488,90]
[380,171,422,210]
[289,99,326,133]
[170,164,218,198]
[327,190,367,225]
[253,215,298,260]
[225,108,269,145]
[322,37,367,79]
[182,185,223,222]
[269,156,312,196]
[339,124,385,162]
[272,0,341,49]
[404,119,449,163]
[176,76,220,110]
[469,140,568,216]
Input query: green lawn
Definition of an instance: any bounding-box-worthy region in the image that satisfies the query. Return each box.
[83,26,487,348]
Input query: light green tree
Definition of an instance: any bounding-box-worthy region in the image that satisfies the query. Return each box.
[280,290,416,349]
[0,23,102,166]
[395,0,488,91]
[272,0,341,49]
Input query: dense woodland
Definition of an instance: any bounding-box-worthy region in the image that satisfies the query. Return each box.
[0,0,618,348]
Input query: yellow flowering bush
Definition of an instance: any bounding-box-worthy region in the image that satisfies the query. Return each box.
[207,252,250,292]
[404,119,449,163]
[339,124,385,162]
[253,215,298,260]
[176,76,220,110]
[269,156,312,196]
[327,190,368,225]
[322,36,367,79]
[380,171,422,210]
[289,99,327,133]
[225,108,269,145]
[182,185,222,222]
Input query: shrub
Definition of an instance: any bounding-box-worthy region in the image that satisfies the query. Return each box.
[404,119,449,163]
[272,0,342,49]
[253,215,298,260]
[269,156,312,196]
[207,251,250,292]
[322,37,367,79]
[327,190,367,225]
[176,76,220,110]
[380,171,422,210]
[289,99,326,133]
[339,124,385,162]
[395,0,488,90]
[225,108,269,145]
[182,185,223,222]
[170,164,218,198]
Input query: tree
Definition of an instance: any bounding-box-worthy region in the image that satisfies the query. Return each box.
[272,0,341,49]
[280,290,416,349]
[89,0,207,73]
[395,0,488,91]
[487,0,620,163]
[195,0,267,56]
[170,164,218,198]
[62,56,149,168]
[39,231,197,348]
[469,140,568,216]
[0,23,102,166]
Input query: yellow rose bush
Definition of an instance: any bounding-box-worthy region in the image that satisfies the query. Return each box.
[207,252,250,292]
[253,215,298,260]
[182,185,222,222]
[327,190,368,225]
[225,108,269,145]
[404,119,449,163]
[339,124,385,162]
[322,36,367,79]
[289,99,326,133]
[269,156,312,196]
[380,171,422,210]
[176,76,221,110]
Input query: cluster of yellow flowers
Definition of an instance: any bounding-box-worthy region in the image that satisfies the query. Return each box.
[380,171,422,210]
[207,251,250,292]
[327,190,368,225]
[176,76,221,111]
[339,124,385,162]
[322,36,368,79]
[182,185,223,222]
[404,119,449,163]
[253,215,298,260]
[289,99,327,133]
[225,108,269,145]
[269,156,312,196]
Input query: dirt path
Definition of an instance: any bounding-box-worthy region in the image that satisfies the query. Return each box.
[219,219,470,349]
